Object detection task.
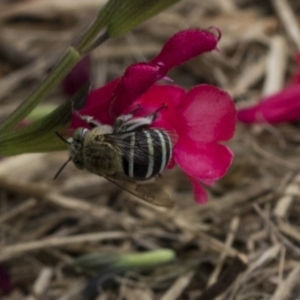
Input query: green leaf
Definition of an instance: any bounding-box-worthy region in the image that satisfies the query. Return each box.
[0,0,180,135]
[71,249,175,272]
[0,84,89,156]
[116,249,176,269]
[106,0,181,37]
[84,0,181,52]
[76,0,120,52]
[26,105,57,121]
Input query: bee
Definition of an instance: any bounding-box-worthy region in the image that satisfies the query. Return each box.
[55,107,174,207]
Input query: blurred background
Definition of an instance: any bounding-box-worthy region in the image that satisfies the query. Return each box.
[1,0,300,299]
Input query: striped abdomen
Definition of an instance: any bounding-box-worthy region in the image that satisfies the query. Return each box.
[122,129,172,180]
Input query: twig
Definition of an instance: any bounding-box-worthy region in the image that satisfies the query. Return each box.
[254,204,300,257]
[32,268,54,298]
[246,244,281,275]
[262,35,288,96]
[0,176,135,224]
[250,141,300,171]
[0,0,107,19]
[208,217,240,286]
[214,0,236,13]
[273,173,300,219]
[0,198,37,224]
[229,58,266,97]
[272,0,300,50]
[278,246,286,285]
[159,271,195,300]
[226,245,281,300]
[197,255,248,300]
[191,182,273,214]
[270,264,300,300]
[173,215,242,258]
[278,221,300,245]
[0,231,129,261]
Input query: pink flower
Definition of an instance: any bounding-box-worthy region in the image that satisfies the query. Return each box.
[71,29,236,204]
[238,52,300,124]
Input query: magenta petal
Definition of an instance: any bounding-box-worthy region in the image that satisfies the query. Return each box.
[123,85,185,129]
[179,84,236,143]
[124,85,186,131]
[174,138,234,180]
[150,29,220,71]
[237,84,300,123]
[130,85,186,110]
[187,175,208,204]
[71,79,119,128]
[110,63,160,118]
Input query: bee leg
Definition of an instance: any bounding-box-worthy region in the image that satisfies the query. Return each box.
[114,103,167,133]
[73,111,102,128]
[150,103,168,121]
[128,104,142,115]
[113,105,142,132]
[114,115,132,132]
[131,103,168,123]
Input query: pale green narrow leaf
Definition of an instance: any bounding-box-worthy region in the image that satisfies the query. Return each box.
[27,105,57,121]
[76,0,122,52]
[106,0,181,37]
[0,84,89,156]
[72,249,175,272]
[0,0,180,135]
[0,0,115,133]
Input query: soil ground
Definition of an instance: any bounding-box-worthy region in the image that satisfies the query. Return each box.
[1,1,300,299]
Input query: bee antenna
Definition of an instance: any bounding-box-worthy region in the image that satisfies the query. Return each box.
[54,157,72,180]
[55,131,70,144]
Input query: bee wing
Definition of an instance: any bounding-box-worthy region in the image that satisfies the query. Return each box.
[103,175,173,207]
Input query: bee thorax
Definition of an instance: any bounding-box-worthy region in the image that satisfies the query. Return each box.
[62,112,174,207]
[83,141,121,176]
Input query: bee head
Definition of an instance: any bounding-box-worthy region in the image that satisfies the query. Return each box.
[69,127,89,169]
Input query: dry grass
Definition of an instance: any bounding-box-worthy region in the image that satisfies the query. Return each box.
[1,0,300,299]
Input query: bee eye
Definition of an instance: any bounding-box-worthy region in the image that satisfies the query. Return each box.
[73,128,88,142]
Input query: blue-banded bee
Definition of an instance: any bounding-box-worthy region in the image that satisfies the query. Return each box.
[55,108,174,207]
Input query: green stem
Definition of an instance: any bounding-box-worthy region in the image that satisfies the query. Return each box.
[0,0,179,137]
[0,0,115,133]
[0,47,80,132]
[75,0,117,52]
[0,84,89,156]
[76,18,107,53]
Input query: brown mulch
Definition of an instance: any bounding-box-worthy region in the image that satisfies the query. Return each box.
[1,0,300,299]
